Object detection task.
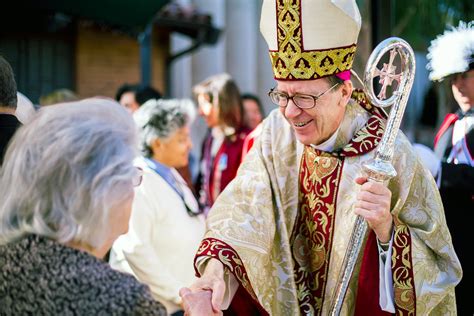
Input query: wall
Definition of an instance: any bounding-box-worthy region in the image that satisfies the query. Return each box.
[75,24,168,99]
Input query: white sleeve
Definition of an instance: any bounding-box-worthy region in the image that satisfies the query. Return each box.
[221,271,239,310]
[377,236,395,313]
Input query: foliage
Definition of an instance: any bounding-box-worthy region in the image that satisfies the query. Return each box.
[392,0,474,51]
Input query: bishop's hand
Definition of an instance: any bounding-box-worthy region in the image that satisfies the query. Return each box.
[354,176,393,243]
[179,259,225,316]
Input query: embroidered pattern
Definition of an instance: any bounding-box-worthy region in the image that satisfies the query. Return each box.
[392,220,416,315]
[341,115,385,156]
[339,90,386,157]
[271,0,357,80]
[194,238,262,305]
[352,89,374,111]
[291,148,343,315]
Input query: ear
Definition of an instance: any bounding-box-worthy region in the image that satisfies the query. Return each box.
[339,80,353,106]
[150,138,163,154]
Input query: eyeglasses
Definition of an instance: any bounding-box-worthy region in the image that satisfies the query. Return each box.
[268,83,340,109]
[132,167,143,187]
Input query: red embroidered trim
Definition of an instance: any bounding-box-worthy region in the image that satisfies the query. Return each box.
[351,89,387,119]
[392,223,417,315]
[194,237,267,313]
[291,148,344,315]
[340,115,385,157]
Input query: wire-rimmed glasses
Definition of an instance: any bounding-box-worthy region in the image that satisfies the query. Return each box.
[268,83,340,109]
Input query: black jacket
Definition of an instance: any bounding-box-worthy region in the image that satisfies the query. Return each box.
[434,108,473,315]
[0,234,166,315]
[0,113,21,165]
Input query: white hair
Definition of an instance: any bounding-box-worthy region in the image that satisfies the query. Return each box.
[0,98,138,248]
[133,98,195,157]
[427,21,474,81]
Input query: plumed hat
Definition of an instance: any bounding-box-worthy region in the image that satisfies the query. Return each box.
[427,21,474,81]
[260,0,361,81]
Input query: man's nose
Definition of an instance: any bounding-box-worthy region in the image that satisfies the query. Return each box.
[284,98,302,119]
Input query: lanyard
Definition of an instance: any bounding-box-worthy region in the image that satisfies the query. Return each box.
[144,158,201,216]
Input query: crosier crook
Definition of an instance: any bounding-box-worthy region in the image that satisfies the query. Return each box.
[329,37,416,315]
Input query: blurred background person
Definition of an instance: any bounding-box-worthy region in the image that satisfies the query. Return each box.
[241,93,264,131]
[0,98,166,315]
[240,93,266,161]
[193,73,250,215]
[0,56,19,166]
[116,83,141,112]
[425,21,474,315]
[110,98,205,316]
[39,88,78,106]
[116,83,162,113]
[136,85,162,105]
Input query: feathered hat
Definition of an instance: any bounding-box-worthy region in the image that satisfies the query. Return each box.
[260,0,361,81]
[427,21,474,81]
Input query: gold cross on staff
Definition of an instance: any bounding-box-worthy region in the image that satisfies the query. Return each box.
[374,49,402,100]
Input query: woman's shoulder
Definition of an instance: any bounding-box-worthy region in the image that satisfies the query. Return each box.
[87,264,166,314]
[0,235,166,315]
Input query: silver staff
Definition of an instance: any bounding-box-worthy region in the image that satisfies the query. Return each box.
[329,37,415,315]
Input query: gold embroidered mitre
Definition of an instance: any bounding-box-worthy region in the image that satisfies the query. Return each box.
[260,0,361,80]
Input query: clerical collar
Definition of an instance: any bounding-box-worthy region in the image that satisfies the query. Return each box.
[310,127,340,152]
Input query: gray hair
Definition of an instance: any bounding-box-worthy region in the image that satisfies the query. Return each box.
[133,98,194,157]
[0,98,138,248]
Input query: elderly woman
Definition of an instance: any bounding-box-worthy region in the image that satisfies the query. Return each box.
[110,99,206,316]
[0,99,166,315]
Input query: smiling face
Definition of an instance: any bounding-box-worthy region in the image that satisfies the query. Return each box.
[152,126,192,169]
[276,78,352,146]
[451,69,474,112]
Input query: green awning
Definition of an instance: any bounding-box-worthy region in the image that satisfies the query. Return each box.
[13,0,171,31]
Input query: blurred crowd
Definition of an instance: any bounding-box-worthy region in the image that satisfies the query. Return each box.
[0,18,472,316]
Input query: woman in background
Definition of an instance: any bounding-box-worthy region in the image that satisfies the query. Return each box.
[193,73,250,215]
[110,99,206,316]
[0,99,166,314]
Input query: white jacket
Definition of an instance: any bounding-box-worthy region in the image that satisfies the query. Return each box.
[110,158,206,314]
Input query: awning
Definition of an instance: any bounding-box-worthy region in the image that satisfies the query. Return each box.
[10,0,171,32]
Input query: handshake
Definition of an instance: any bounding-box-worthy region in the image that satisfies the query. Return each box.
[179,288,223,316]
[179,259,226,316]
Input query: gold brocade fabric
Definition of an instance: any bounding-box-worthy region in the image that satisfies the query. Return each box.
[270,0,356,80]
[196,97,461,315]
[291,149,343,315]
